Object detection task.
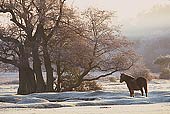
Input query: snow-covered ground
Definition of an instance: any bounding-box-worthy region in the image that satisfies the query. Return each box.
[0,73,170,114]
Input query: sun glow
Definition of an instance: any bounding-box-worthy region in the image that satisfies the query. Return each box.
[0,0,170,38]
[67,0,169,19]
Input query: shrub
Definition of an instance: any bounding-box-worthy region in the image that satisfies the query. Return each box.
[131,68,152,80]
[160,68,170,79]
[75,81,102,92]
[55,73,103,92]
[109,77,117,82]
[127,63,153,81]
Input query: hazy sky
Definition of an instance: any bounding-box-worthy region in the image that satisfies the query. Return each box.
[67,0,170,39]
[0,0,170,39]
[67,0,168,19]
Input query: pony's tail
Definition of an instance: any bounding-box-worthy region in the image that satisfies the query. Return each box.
[144,81,148,97]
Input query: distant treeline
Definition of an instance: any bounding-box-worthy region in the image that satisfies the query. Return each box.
[134,37,170,73]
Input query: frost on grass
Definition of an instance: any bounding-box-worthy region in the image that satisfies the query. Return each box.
[0,79,170,108]
[16,97,49,104]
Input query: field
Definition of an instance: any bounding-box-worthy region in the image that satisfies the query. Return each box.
[0,73,170,114]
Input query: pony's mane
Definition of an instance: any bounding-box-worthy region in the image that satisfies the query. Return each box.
[122,74,135,79]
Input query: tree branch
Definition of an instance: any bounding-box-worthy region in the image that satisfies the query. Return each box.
[82,61,134,82]
[0,34,21,47]
[0,6,26,31]
[0,56,19,67]
[82,69,118,81]
[119,61,134,71]
[47,0,66,39]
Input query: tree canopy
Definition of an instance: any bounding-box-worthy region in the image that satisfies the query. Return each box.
[0,0,138,94]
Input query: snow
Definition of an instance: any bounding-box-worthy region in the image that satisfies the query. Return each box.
[0,78,170,108]
[0,74,170,114]
[0,72,170,109]
[0,104,170,114]
[16,97,49,104]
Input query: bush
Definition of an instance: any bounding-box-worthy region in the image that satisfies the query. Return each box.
[55,73,102,92]
[160,68,170,79]
[127,63,153,81]
[131,68,152,81]
[75,81,102,92]
[109,77,117,82]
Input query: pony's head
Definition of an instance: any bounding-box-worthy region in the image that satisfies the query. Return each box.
[120,73,126,83]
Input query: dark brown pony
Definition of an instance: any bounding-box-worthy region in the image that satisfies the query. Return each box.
[120,73,148,97]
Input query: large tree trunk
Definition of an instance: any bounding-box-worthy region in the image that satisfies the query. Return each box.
[56,61,62,92]
[17,68,26,95]
[36,23,54,92]
[17,43,37,95]
[32,42,46,92]
[17,66,36,95]
[43,43,54,92]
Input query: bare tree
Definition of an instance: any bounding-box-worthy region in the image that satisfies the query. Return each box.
[0,28,37,94]
[0,1,138,93]
[154,55,170,79]
[0,0,66,94]
[51,8,138,91]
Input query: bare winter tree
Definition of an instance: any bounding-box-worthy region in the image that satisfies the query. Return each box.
[0,27,37,94]
[154,55,170,79]
[50,8,139,91]
[0,0,138,93]
[0,0,66,94]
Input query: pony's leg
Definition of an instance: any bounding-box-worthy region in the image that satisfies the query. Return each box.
[129,90,132,97]
[129,88,134,97]
[130,90,134,97]
[140,88,144,96]
[129,90,133,97]
[130,92,133,97]
[128,87,134,97]
[131,90,134,97]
